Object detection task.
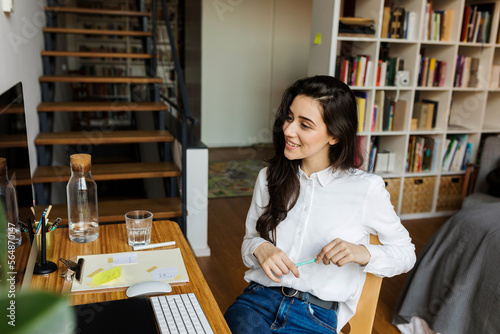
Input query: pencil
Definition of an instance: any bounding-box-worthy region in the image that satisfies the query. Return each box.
[45,205,53,221]
[295,259,317,267]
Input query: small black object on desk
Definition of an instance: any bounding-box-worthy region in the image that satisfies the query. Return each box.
[34,215,57,275]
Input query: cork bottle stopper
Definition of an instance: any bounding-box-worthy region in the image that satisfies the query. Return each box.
[0,157,6,175]
[70,154,91,173]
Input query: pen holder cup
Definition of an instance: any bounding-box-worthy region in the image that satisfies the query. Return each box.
[36,229,55,264]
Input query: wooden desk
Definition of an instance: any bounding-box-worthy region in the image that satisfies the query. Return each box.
[30,220,230,333]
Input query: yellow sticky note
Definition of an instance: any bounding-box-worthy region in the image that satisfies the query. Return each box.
[314,33,322,45]
[92,266,121,286]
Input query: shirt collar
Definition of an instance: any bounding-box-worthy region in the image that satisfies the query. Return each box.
[298,165,343,187]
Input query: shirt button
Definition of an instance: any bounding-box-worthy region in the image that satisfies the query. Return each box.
[303,206,307,211]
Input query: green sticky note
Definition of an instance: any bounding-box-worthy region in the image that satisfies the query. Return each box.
[92,266,121,286]
[314,33,322,45]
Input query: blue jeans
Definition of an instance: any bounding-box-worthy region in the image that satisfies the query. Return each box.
[224,282,337,334]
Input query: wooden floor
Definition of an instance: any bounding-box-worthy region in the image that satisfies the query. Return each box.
[196,147,449,333]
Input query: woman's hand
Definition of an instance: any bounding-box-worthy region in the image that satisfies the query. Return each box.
[316,238,371,267]
[253,242,300,283]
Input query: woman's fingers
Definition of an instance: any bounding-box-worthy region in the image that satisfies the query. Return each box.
[317,238,371,267]
[254,242,300,281]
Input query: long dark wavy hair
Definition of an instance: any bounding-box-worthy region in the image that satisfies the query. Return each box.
[256,76,364,243]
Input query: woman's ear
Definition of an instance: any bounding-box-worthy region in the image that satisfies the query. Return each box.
[329,137,339,146]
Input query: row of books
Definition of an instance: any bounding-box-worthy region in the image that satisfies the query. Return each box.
[367,135,473,174]
[423,4,453,41]
[411,100,438,130]
[373,91,405,132]
[381,7,418,40]
[335,56,373,87]
[417,56,446,87]
[460,4,493,43]
[442,134,472,172]
[406,136,437,173]
[355,94,439,133]
[376,57,405,87]
[454,56,480,88]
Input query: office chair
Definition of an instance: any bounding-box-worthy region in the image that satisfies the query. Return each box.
[340,235,383,334]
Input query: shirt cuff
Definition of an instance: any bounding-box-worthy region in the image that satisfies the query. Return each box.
[362,244,385,273]
[243,238,269,268]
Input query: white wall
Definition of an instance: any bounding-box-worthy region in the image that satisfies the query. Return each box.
[0,2,45,173]
[201,0,312,147]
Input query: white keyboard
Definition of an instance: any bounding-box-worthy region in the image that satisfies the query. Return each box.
[150,293,214,334]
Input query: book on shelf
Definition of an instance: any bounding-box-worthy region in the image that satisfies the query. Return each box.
[490,65,500,88]
[441,134,471,172]
[412,100,437,131]
[374,150,396,173]
[381,7,391,38]
[418,55,446,87]
[368,136,379,172]
[338,17,376,37]
[354,91,368,132]
[454,56,479,88]
[406,135,436,173]
[460,3,494,43]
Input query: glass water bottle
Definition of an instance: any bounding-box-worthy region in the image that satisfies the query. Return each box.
[0,158,22,248]
[67,154,99,243]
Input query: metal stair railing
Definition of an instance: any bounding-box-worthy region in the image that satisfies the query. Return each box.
[149,0,199,236]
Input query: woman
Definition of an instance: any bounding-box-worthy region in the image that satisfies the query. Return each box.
[224,76,416,333]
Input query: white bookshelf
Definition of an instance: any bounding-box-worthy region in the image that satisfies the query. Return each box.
[309,0,500,218]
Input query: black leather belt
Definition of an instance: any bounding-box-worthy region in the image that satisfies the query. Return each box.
[269,286,338,310]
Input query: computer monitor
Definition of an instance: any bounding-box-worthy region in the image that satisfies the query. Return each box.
[0,82,37,291]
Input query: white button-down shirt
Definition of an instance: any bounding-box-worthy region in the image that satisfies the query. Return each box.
[242,166,416,330]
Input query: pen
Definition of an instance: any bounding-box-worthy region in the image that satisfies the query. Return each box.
[17,221,29,231]
[49,217,62,232]
[295,259,317,267]
[132,241,176,251]
[36,207,48,234]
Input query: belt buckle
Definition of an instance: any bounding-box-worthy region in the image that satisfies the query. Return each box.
[281,286,298,298]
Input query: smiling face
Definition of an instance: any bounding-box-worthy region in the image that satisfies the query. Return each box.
[283,95,338,175]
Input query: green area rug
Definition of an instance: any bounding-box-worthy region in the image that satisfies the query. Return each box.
[208,160,264,198]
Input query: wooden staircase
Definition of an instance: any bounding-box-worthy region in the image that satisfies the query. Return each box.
[36,2,183,226]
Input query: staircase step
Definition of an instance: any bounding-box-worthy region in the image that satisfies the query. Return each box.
[45,6,151,17]
[41,51,152,59]
[35,130,173,145]
[40,75,163,84]
[38,101,168,112]
[43,27,152,37]
[1,103,24,114]
[33,197,183,226]
[33,161,181,183]
[0,134,27,148]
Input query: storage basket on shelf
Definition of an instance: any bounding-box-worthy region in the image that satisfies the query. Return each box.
[436,175,464,211]
[401,176,436,214]
[383,178,401,212]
